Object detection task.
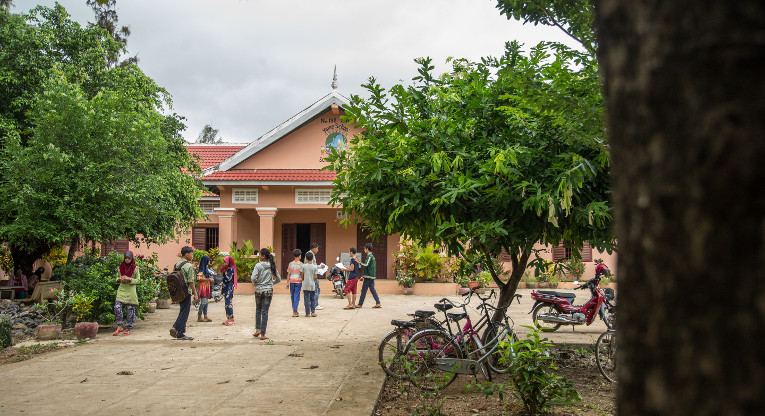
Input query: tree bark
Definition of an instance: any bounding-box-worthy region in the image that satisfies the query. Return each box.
[67,235,79,264]
[597,1,765,414]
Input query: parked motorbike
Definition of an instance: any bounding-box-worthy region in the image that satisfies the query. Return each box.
[529,269,615,332]
[329,265,346,298]
[208,267,224,302]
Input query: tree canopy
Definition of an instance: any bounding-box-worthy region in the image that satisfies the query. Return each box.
[327,39,613,311]
[0,5,203,271]
[196,124,223,144]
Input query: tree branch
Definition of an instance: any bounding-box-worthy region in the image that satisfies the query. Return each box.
[533,1,595,55]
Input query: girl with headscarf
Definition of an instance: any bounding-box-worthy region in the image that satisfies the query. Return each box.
[113,251,140,336]
[251,248,281,340]
[196,255,213,322]
[220,255,237,325]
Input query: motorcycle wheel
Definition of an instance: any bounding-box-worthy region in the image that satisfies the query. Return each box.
[531,303,563,332]
[601,304,616,330]
[214,295,222,302]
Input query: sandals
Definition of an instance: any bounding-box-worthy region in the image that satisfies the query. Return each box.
[372,304,382,309]
[169,328,177,338]
[355,305,362,308]
[122,330,131,336]
[310,313,317,317]
[253,332,261,338]
[222,321,235,326]
[292,312,299,317]
[343,306,355,310]
[112,328,123,336]
[176,336,193,341]
[259,335,268,341]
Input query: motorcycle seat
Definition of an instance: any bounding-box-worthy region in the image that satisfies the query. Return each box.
[434,303,454,312]
[414,310,436,318]
[390,320,418,329]
[537,290,576,303]
[446,312,467,321]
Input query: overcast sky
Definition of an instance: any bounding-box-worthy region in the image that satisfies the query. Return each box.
[26,0,576,143]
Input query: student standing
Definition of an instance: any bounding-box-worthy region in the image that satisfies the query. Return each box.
[340,247,360,309]
[356,243,381,308]
[286,249,303,317]
[302,251,319,317]
[196,255,213,322]
[220,256,237,325]
[308,243,325,310]
[113,251,140,336]
[170,246,197,340]
[251,248,281,340]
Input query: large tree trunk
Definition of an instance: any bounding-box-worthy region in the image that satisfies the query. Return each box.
[597,1,765,414]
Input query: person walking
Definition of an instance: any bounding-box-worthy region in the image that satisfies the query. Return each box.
[170,246,197,341]
[220,255,237,326]
[340,247,360,309]
[196,255,213,322]
[113,251,140,336]
[308,243,325,310]
[286,249,303,317]
[356,243,381,308]
[251,248,281,340]
[302,251,319,317]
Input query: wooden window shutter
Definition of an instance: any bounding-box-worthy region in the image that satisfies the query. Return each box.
[102,239,129,256]
[499,248,513,262]
[552,243,567,261]
[192,227,207,250]
[581,242,593,262]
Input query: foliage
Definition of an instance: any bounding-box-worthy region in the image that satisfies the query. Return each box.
[414,245,443,281]
[41,246,68,269]
[395,271,416,288]
[327,40,613,319]
[193,247,223,270]
[229,240,258,282]
[0,5,204,274]
[0,244,12,275]
[57,252,158,324]
[196,123,223,143]
[561,256,585,280]
[0,316,11,348]
[393,240,449,281]
[502,326,581,414]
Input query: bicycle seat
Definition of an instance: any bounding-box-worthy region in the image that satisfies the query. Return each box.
[434,303,454,312]
[446,312,467,321]
[413,310,436,318]
[390,320,418,329]
[537,290,576,303]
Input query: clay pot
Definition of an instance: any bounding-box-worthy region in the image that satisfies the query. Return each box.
[468,281,481,290]
[156,298,172,309]
[35,324,62,341]
[74,322,98,340]
[457,287,471,295]
[402,287,414,295]
[144,302,157,313]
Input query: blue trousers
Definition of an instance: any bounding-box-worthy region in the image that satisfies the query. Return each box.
[314,279,321,306]
[303,290,316,315]
[358,278,380,306]
[290,282,302,312]
[223,279,235,319]
[197,297,209,317]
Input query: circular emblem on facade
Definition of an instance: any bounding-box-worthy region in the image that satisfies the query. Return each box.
[325,132,346,152]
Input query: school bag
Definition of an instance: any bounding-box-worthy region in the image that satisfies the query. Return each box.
[166,261,190,303]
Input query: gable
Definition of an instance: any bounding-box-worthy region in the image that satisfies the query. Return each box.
[232,108,357,170]
[217,91,353,172]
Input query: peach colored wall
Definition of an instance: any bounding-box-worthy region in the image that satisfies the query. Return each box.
[233,110,361,170]
[500,243,618,279]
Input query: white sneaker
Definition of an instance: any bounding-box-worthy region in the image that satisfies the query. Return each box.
[316,306,324,310]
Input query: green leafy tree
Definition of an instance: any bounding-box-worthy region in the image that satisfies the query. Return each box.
[327,42,613,317]
[86,0,137,67]
[196,124,223,144]
[0,5,204,273]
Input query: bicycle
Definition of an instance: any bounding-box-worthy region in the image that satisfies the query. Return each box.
[402,289,520,390]
[595,329,617,383]
[378,309,444,379]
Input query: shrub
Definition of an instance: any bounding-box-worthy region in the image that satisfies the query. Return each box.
[228,240,259,282]
[0,316,11,348]
[396,272,415,288]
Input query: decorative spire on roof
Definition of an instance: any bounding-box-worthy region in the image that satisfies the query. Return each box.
[331,65,338,90]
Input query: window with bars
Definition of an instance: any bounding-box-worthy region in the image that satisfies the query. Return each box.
[295,189,332,204]
[192,227,219,251]
[199,201,220,214]
[102,239,129,256]
[232,188,258,204]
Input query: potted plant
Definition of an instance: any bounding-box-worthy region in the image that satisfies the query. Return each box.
[71,292,97,340]
[455,272,472,295]
[156,278,172,309]
[396,272,416,295]
[522,273,539,289]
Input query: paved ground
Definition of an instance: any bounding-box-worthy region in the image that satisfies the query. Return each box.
[0,289,611,415]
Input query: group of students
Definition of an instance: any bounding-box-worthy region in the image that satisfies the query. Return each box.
[110,242,382,341]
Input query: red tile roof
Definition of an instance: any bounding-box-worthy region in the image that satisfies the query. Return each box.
[202,169,337,181]
[187,145,246,170]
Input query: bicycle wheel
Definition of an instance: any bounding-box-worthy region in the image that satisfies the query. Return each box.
[403,329,462,391]
[378,329,411,379]
[481,322,519,374]
[596,330,617,383]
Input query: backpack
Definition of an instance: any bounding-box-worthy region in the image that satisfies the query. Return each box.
[166,261,190,303]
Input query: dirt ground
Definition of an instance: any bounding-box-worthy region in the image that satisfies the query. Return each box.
[374,348,616,416]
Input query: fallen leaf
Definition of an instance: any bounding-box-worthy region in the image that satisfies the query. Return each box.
[302,365,319,369]
[117,371,133,375]
[161,367,172,370]
[335,397,342,401]
[217,380,230,384]
[80,378,88,383]
[245,379,255,383]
